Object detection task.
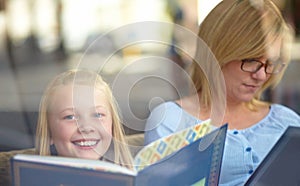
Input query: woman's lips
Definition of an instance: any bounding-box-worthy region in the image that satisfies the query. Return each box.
[244,84,259,92]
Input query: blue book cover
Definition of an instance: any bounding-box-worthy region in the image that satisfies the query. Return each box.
[11,124,227,186]
[136,124,227,186]
[11,155,136,186]
[245,126,300,186]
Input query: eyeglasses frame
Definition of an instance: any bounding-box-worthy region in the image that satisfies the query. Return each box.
[240,58,285,74]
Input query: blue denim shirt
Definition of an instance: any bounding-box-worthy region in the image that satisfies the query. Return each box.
[144,102,300,186]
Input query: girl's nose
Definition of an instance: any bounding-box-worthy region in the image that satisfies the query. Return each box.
[76,118,96,134]
[77,125,95,134]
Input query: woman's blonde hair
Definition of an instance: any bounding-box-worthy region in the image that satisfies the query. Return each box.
[190,0,293,110]
[35,69,133,168]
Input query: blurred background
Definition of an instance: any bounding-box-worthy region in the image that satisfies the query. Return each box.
[0,0,299,151]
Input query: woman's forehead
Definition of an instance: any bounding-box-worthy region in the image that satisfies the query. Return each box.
[265,38,282,60]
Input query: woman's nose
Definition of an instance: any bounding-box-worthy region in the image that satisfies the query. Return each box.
[252,66,268,81]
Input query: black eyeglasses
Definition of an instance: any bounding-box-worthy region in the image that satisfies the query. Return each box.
[241,59,285,74]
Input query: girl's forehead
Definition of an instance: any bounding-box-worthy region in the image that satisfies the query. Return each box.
[48,84,110,112]
[71,85,107,99]
[52,83,104,93]
[49,84,107,102]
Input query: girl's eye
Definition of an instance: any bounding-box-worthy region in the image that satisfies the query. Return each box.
[63,115,76,120]
[94,112,104,118]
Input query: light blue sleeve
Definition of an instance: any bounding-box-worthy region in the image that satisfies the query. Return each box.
[270,104,300,128]
[144,102,184,145]
[144,102,201,145]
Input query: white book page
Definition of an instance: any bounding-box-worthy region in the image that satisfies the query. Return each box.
[13,154,137,176]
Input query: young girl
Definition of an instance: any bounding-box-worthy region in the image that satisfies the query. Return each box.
[35,69,133,169]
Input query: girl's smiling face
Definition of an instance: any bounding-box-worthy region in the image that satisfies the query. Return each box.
[48,84,113,160]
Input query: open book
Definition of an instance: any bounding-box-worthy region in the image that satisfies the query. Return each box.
[245,126,300,186]
[11,120,227,186]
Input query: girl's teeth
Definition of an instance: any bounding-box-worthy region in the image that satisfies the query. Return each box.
[76,141,97,146]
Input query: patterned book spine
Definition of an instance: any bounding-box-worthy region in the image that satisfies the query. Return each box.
[134,119,211,170]
[208,127,226,186]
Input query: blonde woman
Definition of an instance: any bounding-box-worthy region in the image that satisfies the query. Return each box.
[145,0,300,185]
[35,69,133,169]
